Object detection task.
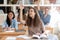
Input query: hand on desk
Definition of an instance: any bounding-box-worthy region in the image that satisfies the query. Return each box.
[7,27,12,31]
[3,27,7,31]
[36,33,40,36]
[3,27,15,31]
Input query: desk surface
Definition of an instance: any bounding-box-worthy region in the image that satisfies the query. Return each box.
[1,36,25,40]
[0,32,25,37]
[1,36,48,40]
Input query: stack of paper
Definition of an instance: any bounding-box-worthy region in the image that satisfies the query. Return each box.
[5,37,16,40]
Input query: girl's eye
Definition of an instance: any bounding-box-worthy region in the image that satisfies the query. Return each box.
[31,10,33,12]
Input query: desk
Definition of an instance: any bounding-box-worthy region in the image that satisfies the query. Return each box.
[1,36,48,40]
[0,32,25,38]
[1,36,25,40]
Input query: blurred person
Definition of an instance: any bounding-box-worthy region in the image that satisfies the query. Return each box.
[37,6,51,25]
[26,7,44,36]
[17,6,29,25]
[38,6,58,40]
[2,11,18,31]
[19,5,44,36]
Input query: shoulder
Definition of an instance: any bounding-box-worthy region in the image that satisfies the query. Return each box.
[12,19,17,22]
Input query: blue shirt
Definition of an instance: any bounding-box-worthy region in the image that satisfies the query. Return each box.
[38,10,51,25]
[2,19,18,30]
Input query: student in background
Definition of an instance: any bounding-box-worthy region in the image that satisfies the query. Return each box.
[38,6,51,25]
[2,11,18,31]
[17,7,28,22]
[18,5,29,25]
[26,7,44,36]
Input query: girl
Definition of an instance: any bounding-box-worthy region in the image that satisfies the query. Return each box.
[2,11,18,31]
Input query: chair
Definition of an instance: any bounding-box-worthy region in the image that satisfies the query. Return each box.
[18,23,24,30]
[18,23,28,35]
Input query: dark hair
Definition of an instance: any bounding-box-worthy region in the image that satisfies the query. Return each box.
[34,0,38,2]
[26,7,42,27]
[26,7,44,33]
[17,8,29,22]
[6,11,15,27]
[18,7,28,16]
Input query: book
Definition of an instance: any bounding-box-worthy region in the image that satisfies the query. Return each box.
[32,34,48,39]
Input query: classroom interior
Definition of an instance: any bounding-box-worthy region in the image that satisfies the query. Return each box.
[0,0,60,40]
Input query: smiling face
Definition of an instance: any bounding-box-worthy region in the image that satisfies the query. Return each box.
[8,12,14,20]
[43,7,50,15]
[29,8,36,19]
[45,7,49,14]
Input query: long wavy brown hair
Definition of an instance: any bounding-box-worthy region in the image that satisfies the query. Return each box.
[26,7,43,27]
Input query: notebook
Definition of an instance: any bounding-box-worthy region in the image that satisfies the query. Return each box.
[32,34,48,39]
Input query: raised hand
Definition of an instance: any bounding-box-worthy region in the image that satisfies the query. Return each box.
[19,4,24,10]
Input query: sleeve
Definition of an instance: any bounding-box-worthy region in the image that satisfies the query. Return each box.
[47,15,51,24]
[38,10,43,17]
[14,19,18,30]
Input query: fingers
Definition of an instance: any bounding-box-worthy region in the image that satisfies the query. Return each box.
[19,4,24,10]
